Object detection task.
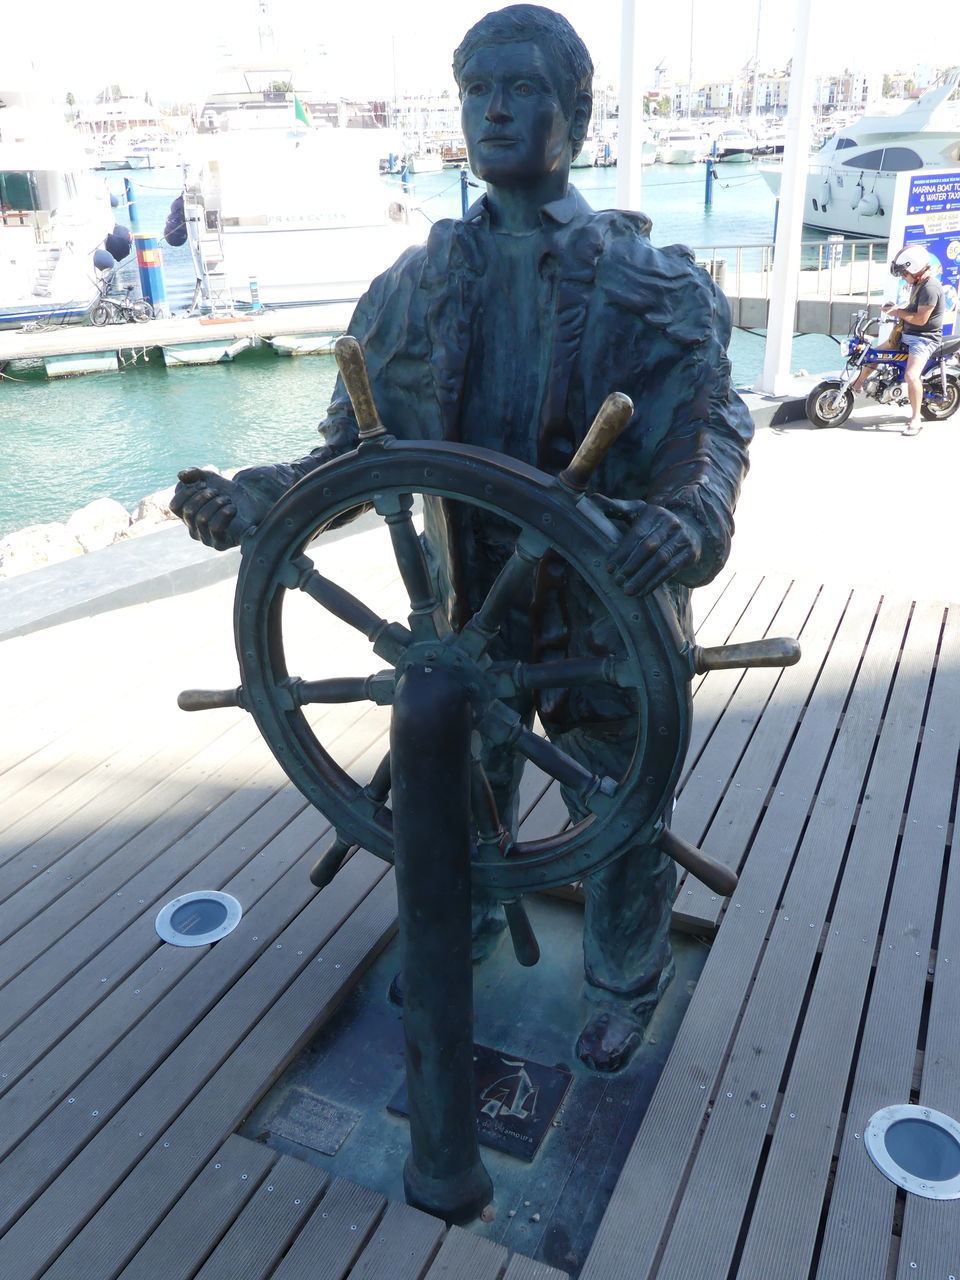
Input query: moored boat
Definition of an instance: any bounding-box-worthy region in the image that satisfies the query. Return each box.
[177,127,423,312]
[714,126,758,163]
[0,88,116,330]
[760,68,960,237]
[655,125,705,165]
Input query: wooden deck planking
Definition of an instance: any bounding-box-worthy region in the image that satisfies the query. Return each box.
[0,708,386,1045]
[190,1151,332,1280]
[0,840,387,1233]
[267,1176,387,1280]
[577,584,901,1279]
[1,869,398,1279]
[0,795,329,1161]
[424,1224,509,1278]
[616,592,919,1279]
[337,1197,446,1279]
[2,551,957,1279]
[118,1135,286,1280]
[812,605,960,1278]
[501,1257,573,1280]
[895,695,960,1280]
[673,581,851,931]
[0,544,571,1280]
[680,572,795,772]
[730,599,946,1280]
[671,576,820,869]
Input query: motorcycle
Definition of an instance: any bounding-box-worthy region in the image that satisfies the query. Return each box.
[89,282,155,326]
[805,310,960,429]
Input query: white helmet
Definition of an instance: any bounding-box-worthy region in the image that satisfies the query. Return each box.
[891,245,932,278]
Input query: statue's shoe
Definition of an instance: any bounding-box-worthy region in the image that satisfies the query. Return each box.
[575,1008,650,1073]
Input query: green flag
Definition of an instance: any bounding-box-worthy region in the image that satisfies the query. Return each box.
[294,93,311,127]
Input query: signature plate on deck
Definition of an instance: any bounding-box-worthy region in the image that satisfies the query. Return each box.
[388,1044,572,1161]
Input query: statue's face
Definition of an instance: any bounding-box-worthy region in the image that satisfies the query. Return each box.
[459,41,574,188]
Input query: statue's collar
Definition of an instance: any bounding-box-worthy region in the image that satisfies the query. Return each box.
[461,186,594,228]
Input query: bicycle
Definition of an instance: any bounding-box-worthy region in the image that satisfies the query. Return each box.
[90,283,155,326]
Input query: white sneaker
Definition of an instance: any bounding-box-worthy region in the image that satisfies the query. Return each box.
[903,421,923,437]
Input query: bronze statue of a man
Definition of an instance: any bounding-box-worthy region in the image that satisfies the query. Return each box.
[172,4,753,1073]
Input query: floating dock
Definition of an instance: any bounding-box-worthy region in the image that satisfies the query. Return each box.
[0,253,889,380]
[0,303,356,376]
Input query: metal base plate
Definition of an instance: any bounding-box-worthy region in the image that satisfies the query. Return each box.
[387,1044,573,1162]
[240,893,707,1273]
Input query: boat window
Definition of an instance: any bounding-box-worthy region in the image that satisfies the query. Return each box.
[880,147,923,171]
[0,171,37,211]
[835,137,858,150]
[842,148,885,170]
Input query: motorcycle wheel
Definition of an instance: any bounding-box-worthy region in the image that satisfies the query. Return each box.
[805,379,854,428]
[131,301,154,323]
[90,302,111,327]
[920,375,960,421]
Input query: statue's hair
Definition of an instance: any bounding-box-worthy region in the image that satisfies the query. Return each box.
[452,5,594,116]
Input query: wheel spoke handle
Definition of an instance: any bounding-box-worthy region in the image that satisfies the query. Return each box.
[178,687,243,711]
[657,827,738,897]
[503,898,540,967]
[309,836,355,888]
[334,336,387,440]
[691,636,800,674]
[557,392,634,492]
[309,754,391,889]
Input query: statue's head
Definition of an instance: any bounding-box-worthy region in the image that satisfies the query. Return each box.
[453,5,594,186]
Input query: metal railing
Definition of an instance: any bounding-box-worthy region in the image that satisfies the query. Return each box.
[693,237,889,304]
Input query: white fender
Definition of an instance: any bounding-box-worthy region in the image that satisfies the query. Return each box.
[857,192,881,216]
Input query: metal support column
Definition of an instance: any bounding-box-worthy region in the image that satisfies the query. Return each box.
[391,662,493,1224]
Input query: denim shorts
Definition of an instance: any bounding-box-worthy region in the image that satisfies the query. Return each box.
[902,333,940,363]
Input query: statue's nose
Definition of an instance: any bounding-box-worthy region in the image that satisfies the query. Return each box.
[484,87,511,123]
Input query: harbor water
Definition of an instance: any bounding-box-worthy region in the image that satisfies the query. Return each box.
[0,161,841,540]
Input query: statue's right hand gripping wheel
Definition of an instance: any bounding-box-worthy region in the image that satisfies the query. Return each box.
[179,336,800,962]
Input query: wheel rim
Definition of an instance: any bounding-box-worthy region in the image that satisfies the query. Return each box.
[925,381,959,419]
[816,386,849,422]
[234,436,692,895]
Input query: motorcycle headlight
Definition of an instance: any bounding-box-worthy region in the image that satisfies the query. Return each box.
[840,339,852,357]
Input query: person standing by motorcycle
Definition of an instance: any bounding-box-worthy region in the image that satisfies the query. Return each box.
[883,246,945,436]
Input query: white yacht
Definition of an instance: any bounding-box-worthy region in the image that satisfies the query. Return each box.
[713,126,757,163]
[655,125,705,165]
[761,69,960,237]
[178,126,423,311]
[0,89,115,329]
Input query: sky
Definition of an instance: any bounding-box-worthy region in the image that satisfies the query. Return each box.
[2,0,955,106]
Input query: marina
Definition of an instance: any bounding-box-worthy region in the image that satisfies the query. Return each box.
[2,10,960,1275]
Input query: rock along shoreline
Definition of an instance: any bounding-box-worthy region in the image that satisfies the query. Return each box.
[0,467,238,581]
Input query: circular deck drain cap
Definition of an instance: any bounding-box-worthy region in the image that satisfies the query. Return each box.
[155,891,242,947]
[864,1104,960,1200]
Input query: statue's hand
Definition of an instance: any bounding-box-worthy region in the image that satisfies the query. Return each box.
[605,501,701,596]
[170,468,262,551]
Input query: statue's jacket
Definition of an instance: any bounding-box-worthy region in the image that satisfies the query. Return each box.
[240,189,754,729]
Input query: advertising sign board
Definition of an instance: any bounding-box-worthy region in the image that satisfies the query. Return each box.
[887,168,960,337]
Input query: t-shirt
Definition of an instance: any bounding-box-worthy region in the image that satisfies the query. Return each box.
[903,274,945,339]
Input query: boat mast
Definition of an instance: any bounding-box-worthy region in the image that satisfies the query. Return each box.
[686,0,695,119]
[750,0,762,125]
